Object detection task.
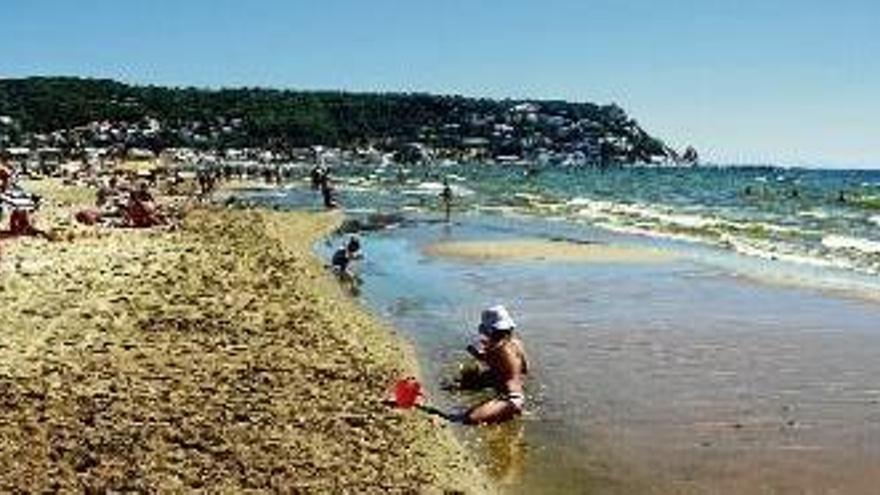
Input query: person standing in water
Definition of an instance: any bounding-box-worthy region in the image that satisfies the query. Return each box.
[319,172,337,209]
[440,178,453,223]
[310,164,324,190]
[331,235,362,283]
[464,305,529,424]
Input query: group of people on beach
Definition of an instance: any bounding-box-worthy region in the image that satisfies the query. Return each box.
[310,164,455,223]
[8,151,529,425]
[1,154,188,239]
[76,175,168,228]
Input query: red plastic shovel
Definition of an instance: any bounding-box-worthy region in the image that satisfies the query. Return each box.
[392,377,423,409]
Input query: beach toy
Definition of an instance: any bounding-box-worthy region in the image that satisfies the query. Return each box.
[393,377,423,409]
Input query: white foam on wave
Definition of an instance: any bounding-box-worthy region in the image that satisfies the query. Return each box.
[514,192,543,202]
[654,211,719,229]
[577,216,707,245]
[417,181,444,190]
[822,235,880,254]
[567,197,593,207]
[798,209,831,220]
[476,205,520,215]
[452,185,474,196]
[736,221,805,236]
[471,192,880,297]
[702,243,880,302]
[343,207,379,215]
[571,198,808,241]
[569,200,872,277]
[411,191,877,283]
[723,236,844,270]
[404,182,475,196]
[570,198,719,229]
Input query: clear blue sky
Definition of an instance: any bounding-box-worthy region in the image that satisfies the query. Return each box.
[2,0,878,167]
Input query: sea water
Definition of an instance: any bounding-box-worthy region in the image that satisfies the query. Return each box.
[244,164,880,493]
[308,164,880,282]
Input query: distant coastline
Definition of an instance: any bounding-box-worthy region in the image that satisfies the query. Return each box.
[0,76,700,170]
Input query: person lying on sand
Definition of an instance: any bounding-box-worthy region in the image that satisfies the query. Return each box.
[2,189,49,239]
[463,305,529,425]
[125,183,165,228]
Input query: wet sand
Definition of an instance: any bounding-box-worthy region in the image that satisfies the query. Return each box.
[0,180,489,492]
[424,239,675,263]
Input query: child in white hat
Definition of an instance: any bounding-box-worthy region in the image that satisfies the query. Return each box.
[464,305,529,424]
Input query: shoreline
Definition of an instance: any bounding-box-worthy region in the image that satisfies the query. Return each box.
[319,200,880,494]
[0,180,489,492]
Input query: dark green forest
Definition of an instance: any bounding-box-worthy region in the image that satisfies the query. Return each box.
[0,77,672,161]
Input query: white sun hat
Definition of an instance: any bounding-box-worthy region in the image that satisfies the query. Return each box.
[479,305,516,335]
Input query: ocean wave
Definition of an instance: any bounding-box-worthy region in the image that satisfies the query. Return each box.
[563,198,878,276]
[566,197,593,207]
[822,235,880,255]
[476,205,521,215]
[513,192,543,202]
[337,185,380,193]
[798,209,831,220]
[722,236,845,270]
[403,182,475,196]
[568,199,786,235]
[572,207,879,276]
[853,195,880,210]
[589,221,705,244]
[263,170,880,281]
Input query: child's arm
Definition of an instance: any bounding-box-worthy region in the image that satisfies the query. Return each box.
[466,343,486,361]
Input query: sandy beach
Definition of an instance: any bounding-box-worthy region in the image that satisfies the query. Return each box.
[424,239,675,263]
[0,180,489,492]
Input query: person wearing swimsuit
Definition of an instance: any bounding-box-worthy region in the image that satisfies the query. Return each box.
[464,305,529,424]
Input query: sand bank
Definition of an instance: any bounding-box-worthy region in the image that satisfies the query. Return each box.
[0,180,489,493]
[424,238,675,263]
